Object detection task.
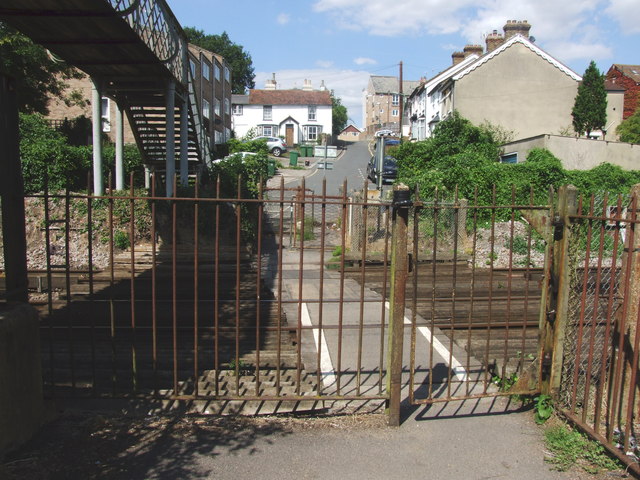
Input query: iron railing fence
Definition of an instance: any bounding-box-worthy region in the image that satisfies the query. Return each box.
[558,191,640,465]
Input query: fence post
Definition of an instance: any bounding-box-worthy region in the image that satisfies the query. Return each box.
[540,185,577,395]
[386,184,411,426]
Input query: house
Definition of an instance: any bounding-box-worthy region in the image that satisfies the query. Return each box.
[46,43,233,153]
[337,124,363,141]
[406,51,480,141]
[362,76,420,136]
[422,20,586,141]
[606,64,640,119]
[232,77,332,145]
[187,44,233,149]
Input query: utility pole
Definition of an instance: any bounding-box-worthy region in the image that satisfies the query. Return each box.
[399,61,403,142]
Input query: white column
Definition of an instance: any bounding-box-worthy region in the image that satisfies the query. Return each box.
[115,102,124,190]
[180,98,189,187]
[91,79,103,195]
[144,165,151,189]
[165,80,176,197]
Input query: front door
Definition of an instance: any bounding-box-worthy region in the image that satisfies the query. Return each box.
[285,124,294,146]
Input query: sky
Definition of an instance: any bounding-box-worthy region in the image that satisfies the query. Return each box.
[170,0,640,129]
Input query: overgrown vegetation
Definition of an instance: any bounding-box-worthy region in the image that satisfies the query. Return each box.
[19,113,144,193]
[544,423,621,473]
[394,112,640,223]
[616,108,640,144]
[572,61,607,138]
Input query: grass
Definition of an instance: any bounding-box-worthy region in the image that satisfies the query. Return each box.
[544,422,621,474]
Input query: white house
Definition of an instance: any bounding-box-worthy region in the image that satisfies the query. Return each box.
[406,53,480,140]
[232,80,332,145]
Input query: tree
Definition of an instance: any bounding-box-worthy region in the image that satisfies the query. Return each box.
[572,61,607,137]
[0,22,83,114]
[184,27,255,94]
[331,92,348,136]
[616,109,640,144]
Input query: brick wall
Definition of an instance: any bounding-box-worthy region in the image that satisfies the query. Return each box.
[606,67,640,119]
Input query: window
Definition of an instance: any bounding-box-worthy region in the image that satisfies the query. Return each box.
[500,152,518,164]
[262,125,273,136]
[214,64,221,81]
[263,105,272,121]
[215,99,221,116]
[233,104,243,115]
[189,59,196,78]
[308,105,316,121]
[202,62,210,81]
[224,98,230,115]
[306,125,320,141]
[215,130,223,144]
[392,109,399,116]
[392,94,400,106]
[202,98,210,119]
[225,127,231,141]
[101,97,110,132]
[224,66,230,82]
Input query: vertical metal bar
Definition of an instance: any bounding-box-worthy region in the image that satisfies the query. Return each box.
[518,188,535,375]
[316,180,327,395]
[386,184,410,427]
[64,185,75,393]
[129,174,138,392]
[255,180,264,396]
[214,176,221,396]
[151,174,158,395]
[108,174,117,395]
[172,175,178,395]
[336,180,348,395]
[465,188,479,396]
[624,292,640,452]
[234,175,242,393]
[295,178,306,395]
[483,185,497,393]
[44,175,55,396]
[357,180,369,395]
[500,185,516,381]
[447,187,460,398]
[276,176,285,396]
[598,195,622,439]
[428,189,439,400]
[408,187,419,402]
[380,198,392,394]
[87,173,96,396]
[193,180,200,397]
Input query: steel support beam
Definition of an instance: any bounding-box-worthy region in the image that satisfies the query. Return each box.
[165,80,176,197]
[91,78,104,195]
[115,101,124,190]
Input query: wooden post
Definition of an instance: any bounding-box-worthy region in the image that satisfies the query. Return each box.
[386,183,410,426]
[0,74,29,303]
[540,185,577,395]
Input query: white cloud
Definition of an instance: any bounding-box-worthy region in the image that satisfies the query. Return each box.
[277,13,290,25]
[605,0,640,34]
[255,69,372,128]
[316,60,335,68]
[354,57,377,65]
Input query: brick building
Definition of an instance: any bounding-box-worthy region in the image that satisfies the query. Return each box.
[606,64,640,119]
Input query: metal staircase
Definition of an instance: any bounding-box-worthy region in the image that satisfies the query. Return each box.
[0,0,214,173]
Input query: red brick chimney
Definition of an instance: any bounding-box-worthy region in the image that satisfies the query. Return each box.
[452,51,465,65]
[485,30,505,53]
[463,44,484,58]
[503,19,531,40]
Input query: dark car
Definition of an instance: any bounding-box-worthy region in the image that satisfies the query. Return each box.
[367,155,398,184]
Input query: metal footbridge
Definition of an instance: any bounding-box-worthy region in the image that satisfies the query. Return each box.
[0,0,212,195]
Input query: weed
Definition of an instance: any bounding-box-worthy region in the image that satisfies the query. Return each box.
[510,235,530,255]
[534,394,553,424]
[228,358,252,376]
[296,216,315,241]
[492,372,518,392]
[544,423,621,473]
[332,246,342,257]
[113,230,130,250]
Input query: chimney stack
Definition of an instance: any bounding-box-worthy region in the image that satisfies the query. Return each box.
[302,79,313,91]
[463,44,484,58]
[503,19,531,40]
[265,73,277,90]
[485,29,505,53]
[452,51,465,65]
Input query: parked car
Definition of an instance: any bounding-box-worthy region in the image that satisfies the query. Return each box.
[255,136,287,157]
[367,155,398,184]
[374,129,395,137]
